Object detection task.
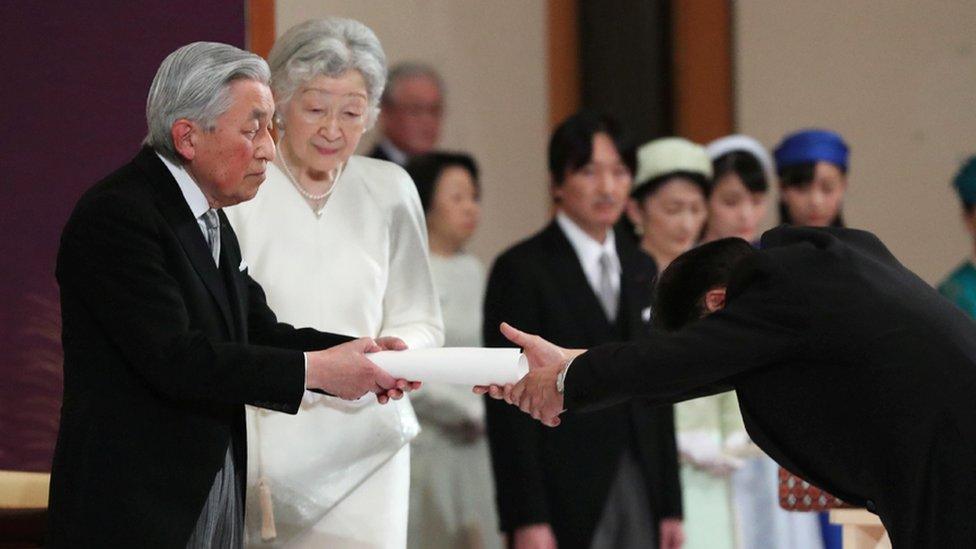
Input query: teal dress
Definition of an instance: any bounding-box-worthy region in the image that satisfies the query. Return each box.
[938,261,976,318]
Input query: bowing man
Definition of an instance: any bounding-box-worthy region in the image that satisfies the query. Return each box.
[482,225,976,549]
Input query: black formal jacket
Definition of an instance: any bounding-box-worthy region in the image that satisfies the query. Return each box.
[367,143,400,165]
[567,226,976,548]
[483,221,682,548]
[48,147,354,548]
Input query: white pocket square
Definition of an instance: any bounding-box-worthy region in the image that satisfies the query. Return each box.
[641,306,652,323]
[239,259,248,272]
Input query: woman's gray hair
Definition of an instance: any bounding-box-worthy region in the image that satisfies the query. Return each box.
[268,18,387,129]
[144,42,270,163]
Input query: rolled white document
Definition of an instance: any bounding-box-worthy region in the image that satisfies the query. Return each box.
[368,347,529,386]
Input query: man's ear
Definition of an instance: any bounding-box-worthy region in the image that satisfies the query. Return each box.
[549,180,562,204]
[171,119,196,161]
[704,287,727,313]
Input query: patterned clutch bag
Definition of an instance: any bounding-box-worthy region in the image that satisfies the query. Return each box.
[778,467,851,511]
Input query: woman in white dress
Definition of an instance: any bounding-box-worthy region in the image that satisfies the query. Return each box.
[226,18,444,548]
[402,153,503,549]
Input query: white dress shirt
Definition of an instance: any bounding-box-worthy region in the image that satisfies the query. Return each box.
[555,211,622,298]
[157,153,211,242]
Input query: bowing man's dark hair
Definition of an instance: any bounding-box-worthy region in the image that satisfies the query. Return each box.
[548,110,636,186]
[653,238,757,331]
[405,151,480,213]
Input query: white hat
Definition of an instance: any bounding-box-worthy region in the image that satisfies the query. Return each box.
[706,134,775,185]
[634,137,712,192]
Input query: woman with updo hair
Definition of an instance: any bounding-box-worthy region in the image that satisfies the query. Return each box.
[226,17,443,548]
[404,152,503,549]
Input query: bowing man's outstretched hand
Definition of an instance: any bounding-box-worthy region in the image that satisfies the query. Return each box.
[473,322,585,428]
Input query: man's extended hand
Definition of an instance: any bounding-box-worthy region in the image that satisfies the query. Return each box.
[474,322,584,427]
[306,337,419,403]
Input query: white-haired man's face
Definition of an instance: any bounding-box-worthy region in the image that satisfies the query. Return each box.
[171,79,276,208]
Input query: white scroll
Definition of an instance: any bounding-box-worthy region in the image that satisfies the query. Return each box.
[368,347,528,386]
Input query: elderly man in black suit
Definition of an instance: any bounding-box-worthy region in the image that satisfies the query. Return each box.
[484,226,976,548]
[482,112,683,549]
[367,62,444,166]
[49,42,417,548]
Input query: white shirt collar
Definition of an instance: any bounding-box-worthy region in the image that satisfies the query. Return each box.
[378,138,409,166]
[555,211,621,293]
[157,152,210,219]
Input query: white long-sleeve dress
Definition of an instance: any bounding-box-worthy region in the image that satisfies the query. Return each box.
[226,155,444,548]
[407,253,503,549]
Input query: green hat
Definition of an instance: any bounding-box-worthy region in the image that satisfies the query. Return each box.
[634,137,712,192]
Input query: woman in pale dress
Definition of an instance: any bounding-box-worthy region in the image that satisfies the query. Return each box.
[625,137,746,549]
[402,153,503,549]
[225,18,444,548]
[703,135,823,549]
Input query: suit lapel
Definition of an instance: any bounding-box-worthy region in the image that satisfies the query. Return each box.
[135,148,237,338]
[219,211,248,342]
[542,222,616,338]
[616,232,657,340]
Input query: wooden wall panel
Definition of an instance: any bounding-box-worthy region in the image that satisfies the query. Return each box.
[672,0,733,142]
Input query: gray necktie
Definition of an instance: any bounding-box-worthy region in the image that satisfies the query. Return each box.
[597,252,618,321]
[202,209,221,266]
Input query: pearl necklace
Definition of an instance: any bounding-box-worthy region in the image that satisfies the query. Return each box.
[278,152,343,202]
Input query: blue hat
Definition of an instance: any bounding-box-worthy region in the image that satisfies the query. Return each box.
[952,156,976,207]
[773,129,849,172]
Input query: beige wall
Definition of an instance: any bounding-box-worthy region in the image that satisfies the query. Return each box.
[736,1,976,284]
[276,0,550,265]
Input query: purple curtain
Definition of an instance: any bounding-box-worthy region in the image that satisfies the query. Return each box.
[0,1,246,472]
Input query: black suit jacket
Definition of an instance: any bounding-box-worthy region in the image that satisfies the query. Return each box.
[367,143,394,163]
[567,226,976,548]
[48,147,354,548]
[483,221,682,548]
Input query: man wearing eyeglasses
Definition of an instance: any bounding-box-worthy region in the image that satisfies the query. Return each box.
[369,62,445,166]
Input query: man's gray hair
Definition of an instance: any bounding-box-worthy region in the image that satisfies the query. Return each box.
[380,62,444,106]
[144,42,270,163]
[268,18,387,129]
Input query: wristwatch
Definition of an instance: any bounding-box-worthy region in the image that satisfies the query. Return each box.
[555,357,573,394]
